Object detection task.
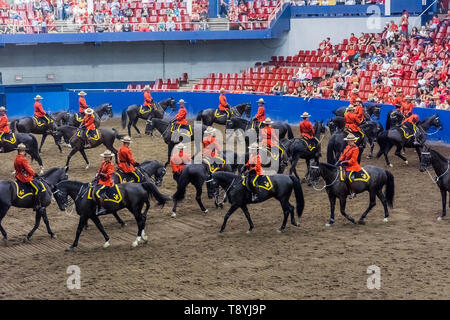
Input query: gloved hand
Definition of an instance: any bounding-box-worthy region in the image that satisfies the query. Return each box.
[99,173,106,179]
[135,162,140,167]
[340,160,349,167]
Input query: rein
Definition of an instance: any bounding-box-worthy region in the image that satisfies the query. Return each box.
[421,152,450,183]
[425,127,441,136]
[310,165,340,191]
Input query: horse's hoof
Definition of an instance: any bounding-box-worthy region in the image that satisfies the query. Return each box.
[2,238,8,247]
[437,216,443,221]
[171,212,177,218]
[103,241,110,248]
[50,233,57,239]
[383,218,389,223]
[404,161,409,165]
[358,219,366,225]
[23,236,30,243]
[246,230,253,234]
[85,164,90,170]
[132,241,139,248]
[218,203,223,209]
[389,164,393,168]
[141,234,148,242]
[277,229,284,233]
[65,246,76,252]
[325,223,332,227]
[120,223,127,228]
[203,209,208,214]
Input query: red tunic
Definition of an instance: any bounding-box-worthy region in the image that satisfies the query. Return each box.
[394,96,404,107]
[344,112,361,133]
[78,97,88,114]
[97,161,115,187]
[170,151,191,173]
[34,102,46,118]
[339,145,361,172]
[218,94,228,111]
[245,154,264,175]
[144,92,153,106]
[82,114,96,130]
[355,105,365,123]
[14,154,35,183]
[0,114,10,133]
[175,106,187,125]
[261,126,279,148]
[254,106,265,122]
[402,114,419,125]
[401,102,413,116]
[117,145,137,173]
[299,120,315,139]
[202,136,221,158]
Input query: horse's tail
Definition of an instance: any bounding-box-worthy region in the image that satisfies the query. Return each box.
[376,131,389,159]
[10,119,18,133]
[290,175,305,219]
[173,168,190,201]
[121,108,128,129]
[196,110,203,121]
[385,170,395,208]
[142,182,171,206]
[326,138,336,164]
[286,124,294,139]
[28,134,43,166]
[112,128,124,140]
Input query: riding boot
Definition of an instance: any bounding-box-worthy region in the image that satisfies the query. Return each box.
[95,203,107,216]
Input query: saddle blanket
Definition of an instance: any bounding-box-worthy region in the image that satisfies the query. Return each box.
[261,145,285,161]
[214,109,231,118]
[301,138,317,152]
[400,124,416,139]
[203,157,226,173]
[242,174,273,191]
[139,105,152,115]
[77,129,101,141]
[14,180,46,199]
[95,185,123,204]
[0,132,16,144]
[170,123,193,137]
[339,167,370,183]
[115,170,145,183]
[33,116,53,126]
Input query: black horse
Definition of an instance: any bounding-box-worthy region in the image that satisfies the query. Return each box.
[225,117,294,140]
[326,121,381,164]
[385,108,404,130]
[67,103,114,128]
[309,161,394,226]
[145,118,208,167]
[51,111,71,126]
[0,132,44,174]
[10,114,61,153]
[282,121,326,181]
[171,161,233,218]
[121,98,176,137]
[53,180,170,250]
[53,125,123,170]
[196,103,252,126]
[333,104,381,121]
[376,114,442,167]
[113,160,167,187]
[207,171,305,233]
[419,147,450,220]
[0,167,68,245]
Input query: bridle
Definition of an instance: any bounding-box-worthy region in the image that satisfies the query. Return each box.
[53,184,88,216]
[421,151,450,183]
[310,165,340,191]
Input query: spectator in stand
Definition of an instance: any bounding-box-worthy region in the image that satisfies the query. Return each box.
[431,14,440,30]
[111,0,120,17]
[114,21,123,32]
[281,82,289,96]
[271,82,281,95]
[123,18,132,32]
[219,0,228,18]
[158,17,166,31]
[139,23,150,32]
[349,33,358,44]
[166,16,176,31]
[248,8,257,21]
[141,4,149,18]
[400,9,409,37]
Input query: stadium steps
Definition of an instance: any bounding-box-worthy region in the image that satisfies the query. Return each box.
[54,20,79,33]
[178,79,201,91]
[207,18,230,31]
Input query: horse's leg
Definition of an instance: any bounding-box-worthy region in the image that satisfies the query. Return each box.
[241,205,254,233]
[131,209,144,248]
[79,148,90,169]
[375,189,390,222]
[339,197,356,224]
[127,115,133,137]
[278,200,291,232]
[171,199,178,218]
[24,208,43,242]
[53,134,63,153]
[438,189,447,220]
[68,214,89,250]
[89,215,111,248]
[289,154,300,180]
[165,144,173,168]
[220,204,239,233]
[326,193,336,226]
[358,191,376,224]
[394,144,408,164]
[65,148,79,169]
[40,208,56,238]
[39,133,47,153]
[132,119,141,137]
[195,182,208,214]
[0,206,10,245]
[112,211,126,227]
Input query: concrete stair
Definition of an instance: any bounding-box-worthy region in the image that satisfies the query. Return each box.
[207,18,229,31]
[178,79,201,91]
[54,20,79,33]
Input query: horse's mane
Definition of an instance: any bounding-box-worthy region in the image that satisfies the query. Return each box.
[320,162,338,170]
[141,160,161,166]
[95,103,111,109]
[56,179,86,190]
[42,167,62,177]
[419,114,438,126]
[430,148,449,163]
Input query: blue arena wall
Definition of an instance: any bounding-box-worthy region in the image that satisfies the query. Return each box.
[4,91,449,143]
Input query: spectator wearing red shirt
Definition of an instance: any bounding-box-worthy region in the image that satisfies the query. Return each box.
[349,33,358,44]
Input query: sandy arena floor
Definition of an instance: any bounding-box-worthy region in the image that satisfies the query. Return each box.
[0,118,450,300]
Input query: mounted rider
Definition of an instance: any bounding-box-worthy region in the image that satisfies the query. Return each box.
[344,104,364,145]
[243,142,265,202]
[78,91,88,120]
[117,136,145,182]
[143,85,154,112]
[218,88,231,118]
[336,133,362,199]
[14,143,43,209]
[354,97,365,123]
[401,95,414,118]
[401,113,421,146]
[299,112,317,149]
[349,88,360,105]
[202,126,222,164]
[95,150,115,215]
[33,95,51,125]
[172,99,189,132]
[170,143,191,182]
[0,106,11,152]
[261,117,283,156]
[252,98,266,129]
[81,108,96,148]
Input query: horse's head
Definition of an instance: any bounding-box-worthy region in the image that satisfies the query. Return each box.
[244,103,251,118]
[168,98,176,111]
[154,166,166,187]
[327,119,337,134]
[308,160,322,185]
[390,110,403,124]
[316,121,326,135]
[419,146,432,172]
[52,184,70,211]
[372,105,381,120]
[145,119,155,136]
[225,119,234,130]
[42,167,69,186]
[431,114,443,131]
[206,176,219,199]
[105,104,114,118]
